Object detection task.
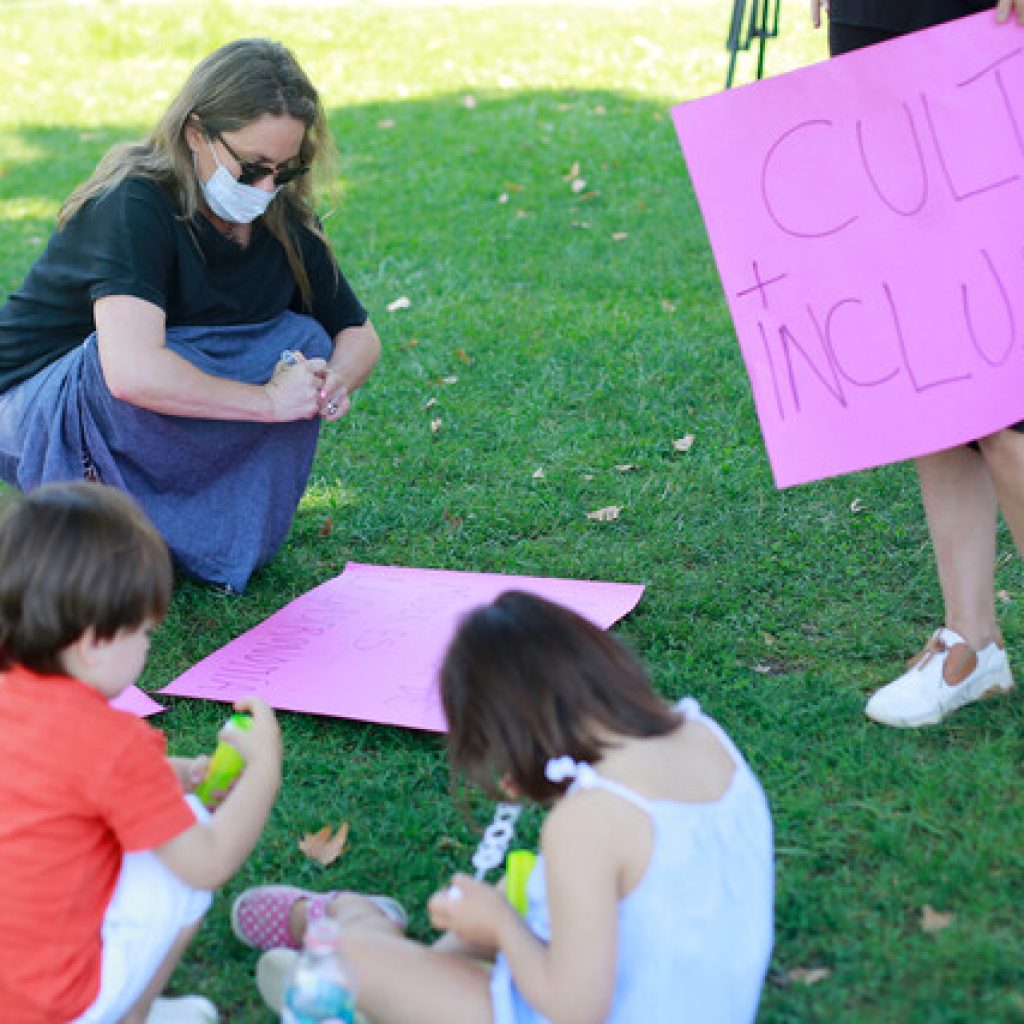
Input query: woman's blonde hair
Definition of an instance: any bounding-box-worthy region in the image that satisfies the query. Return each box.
[58,38,335,308]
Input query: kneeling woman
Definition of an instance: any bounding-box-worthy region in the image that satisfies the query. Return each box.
[0,38,380,592]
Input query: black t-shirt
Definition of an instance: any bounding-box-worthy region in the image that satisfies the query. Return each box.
[0,176,367,393]
[829,0,995,32]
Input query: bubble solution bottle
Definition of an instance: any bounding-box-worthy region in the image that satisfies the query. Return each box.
[281,917,358,1024]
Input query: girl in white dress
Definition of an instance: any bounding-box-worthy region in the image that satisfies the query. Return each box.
[238,591,775,1024]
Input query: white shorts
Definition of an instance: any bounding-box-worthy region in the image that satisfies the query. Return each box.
[69,796,213,1024]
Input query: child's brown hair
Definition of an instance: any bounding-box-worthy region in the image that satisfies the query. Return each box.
[0,482,172,674]
[439,591,682,803]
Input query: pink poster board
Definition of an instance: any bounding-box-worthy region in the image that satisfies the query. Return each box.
[159,563,645,732]
[112,685,164,717]
[673,13,1024,487]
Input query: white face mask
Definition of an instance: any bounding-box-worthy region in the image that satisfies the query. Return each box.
[198,138,280,224]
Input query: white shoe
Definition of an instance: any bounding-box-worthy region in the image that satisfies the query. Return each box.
[865,627,1015,728]
[145,995,218,1024]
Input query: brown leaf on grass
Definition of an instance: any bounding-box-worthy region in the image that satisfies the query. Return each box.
[779,966,831,986]
[299,822,350,867]
[586,505,623,522]
[921,905,954,933]
[318,517,334,537]
[672,434,695,453]
[562,160,581,180]
[454,348,473,365]
[443,508,463,528]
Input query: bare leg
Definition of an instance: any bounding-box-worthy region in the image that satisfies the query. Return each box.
[337,930,494,1024]
[117,919,203,1024]
[259,895,493,1024]
[915,447,1000,649]
[977,429,1024,563]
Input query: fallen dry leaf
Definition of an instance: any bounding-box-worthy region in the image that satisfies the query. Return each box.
[386,295,411,312]
[318,517,333,537]
[563,160,581,180]
[673,434,696,453]
[443,508,463,527]
[455,348,473,365]
[298,822,350,866]
[780,966,831,986]
[921,905,954,933]
[586,505,623,522]
[997,589,1012,604]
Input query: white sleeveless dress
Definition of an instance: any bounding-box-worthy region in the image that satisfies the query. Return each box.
[489,697,774,1024]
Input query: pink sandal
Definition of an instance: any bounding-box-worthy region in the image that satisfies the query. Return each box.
[231,885,408,951]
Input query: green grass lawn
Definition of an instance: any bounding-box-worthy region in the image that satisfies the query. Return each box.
[2,2,1022,1020]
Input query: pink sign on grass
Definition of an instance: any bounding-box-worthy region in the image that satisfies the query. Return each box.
[673,13,1024,487]
[159,562,645,732]
[112,686,164,717]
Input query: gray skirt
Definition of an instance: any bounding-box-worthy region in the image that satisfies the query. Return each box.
[0,311,333,592]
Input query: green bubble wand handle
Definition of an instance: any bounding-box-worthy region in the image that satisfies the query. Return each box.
[194,713,253,806]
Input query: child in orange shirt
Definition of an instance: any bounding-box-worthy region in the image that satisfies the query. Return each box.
[0,482,282,1024]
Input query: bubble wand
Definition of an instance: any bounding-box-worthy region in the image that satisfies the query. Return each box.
[471,802,521,880]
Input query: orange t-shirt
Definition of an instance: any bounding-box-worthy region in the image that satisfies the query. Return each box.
[0,666,197,1023]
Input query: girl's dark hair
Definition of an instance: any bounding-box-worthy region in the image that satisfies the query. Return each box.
[439,591,681,804]
[0,482,172,675]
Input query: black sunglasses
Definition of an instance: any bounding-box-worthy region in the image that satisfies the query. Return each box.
[215,132,310,188]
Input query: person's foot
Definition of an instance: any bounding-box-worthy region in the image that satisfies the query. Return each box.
[145,995,218,1023]
[865,627,1015,727]
[232,885,407,950]
[255,948,298,1014]
[256,948,370,1023]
